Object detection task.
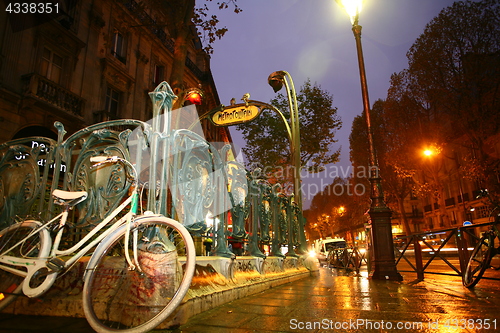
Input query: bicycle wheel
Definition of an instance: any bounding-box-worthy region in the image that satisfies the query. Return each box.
[83,216,196,333]
[463,232,495,288]
[0,220,51,311]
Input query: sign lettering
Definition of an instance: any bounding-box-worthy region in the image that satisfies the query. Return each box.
[210,105,261,126]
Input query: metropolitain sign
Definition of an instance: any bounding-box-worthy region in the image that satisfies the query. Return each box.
[210,104,262,126]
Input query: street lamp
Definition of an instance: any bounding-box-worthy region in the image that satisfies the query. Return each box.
[336,0,402,280]
[268,70,308,254]
[268,71,302,211]
[422,144,441,158]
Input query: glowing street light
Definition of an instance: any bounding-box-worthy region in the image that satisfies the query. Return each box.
[336,0,402,281]
[422,145,442,158]
[336,0,363,24]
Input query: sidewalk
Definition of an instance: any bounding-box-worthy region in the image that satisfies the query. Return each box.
[168,268,500,332]
[1,267,499,332]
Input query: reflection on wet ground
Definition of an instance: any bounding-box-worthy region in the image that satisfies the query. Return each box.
[1,266,499,332]
[171,266,500,332]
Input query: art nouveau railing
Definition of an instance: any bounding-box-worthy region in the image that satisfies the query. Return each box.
[0,82,306,258]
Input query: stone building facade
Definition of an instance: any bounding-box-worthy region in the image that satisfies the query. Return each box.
[0,0,230,145]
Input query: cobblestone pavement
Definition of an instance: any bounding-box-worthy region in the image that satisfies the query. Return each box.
[1,267,499,332]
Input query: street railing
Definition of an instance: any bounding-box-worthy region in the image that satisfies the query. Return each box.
[394,221,500,282]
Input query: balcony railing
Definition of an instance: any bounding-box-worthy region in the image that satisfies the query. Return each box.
[124,0,175,53]
[22,73,84,118]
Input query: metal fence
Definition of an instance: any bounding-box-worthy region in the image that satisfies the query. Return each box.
[0,82,307,258]
[394,221,500,282]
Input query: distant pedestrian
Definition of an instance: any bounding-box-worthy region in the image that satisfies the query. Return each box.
[203,238,213,256]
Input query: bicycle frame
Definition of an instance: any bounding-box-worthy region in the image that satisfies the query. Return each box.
[0,191,139,298]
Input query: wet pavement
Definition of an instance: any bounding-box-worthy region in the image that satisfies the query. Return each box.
[1,267,499,332]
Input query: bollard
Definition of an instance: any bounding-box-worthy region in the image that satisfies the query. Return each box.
[414,236,424,281]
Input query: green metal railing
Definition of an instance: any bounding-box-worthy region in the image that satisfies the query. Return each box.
[0,82,306,258]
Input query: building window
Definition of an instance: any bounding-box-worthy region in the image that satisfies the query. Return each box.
[451,211,457,225]
[427,217,434,230]
[105,87,120,119]
[40,47,63,84]
[474,205,489,219]
[153,64,165,86]
[111,30,126,63]
[411,205,419,217]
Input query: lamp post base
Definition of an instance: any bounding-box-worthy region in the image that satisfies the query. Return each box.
[368,206,403,281]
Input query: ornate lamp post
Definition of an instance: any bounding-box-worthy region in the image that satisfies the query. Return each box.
[335,0,402,280]
[267,71,302,212]
[268,71,308,254]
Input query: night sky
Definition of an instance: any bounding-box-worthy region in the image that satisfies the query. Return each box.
[208,0,464,207]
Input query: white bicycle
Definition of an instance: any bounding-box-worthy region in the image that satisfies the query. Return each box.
[0,156,196,333]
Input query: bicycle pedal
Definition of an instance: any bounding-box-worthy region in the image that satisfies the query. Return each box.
[47,258,65,272]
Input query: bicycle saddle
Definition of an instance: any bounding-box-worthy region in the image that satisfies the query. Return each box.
[52,189,88,206]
